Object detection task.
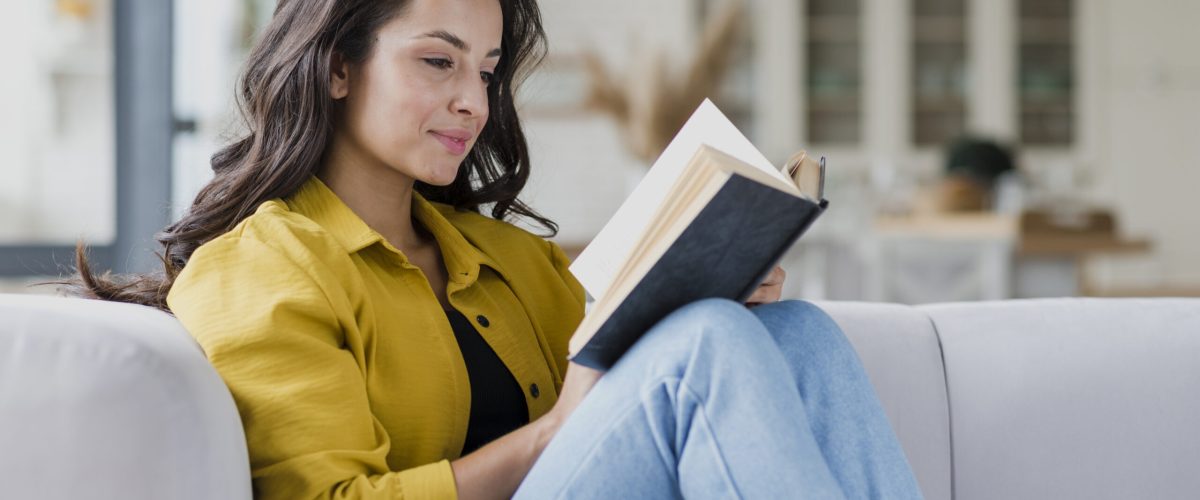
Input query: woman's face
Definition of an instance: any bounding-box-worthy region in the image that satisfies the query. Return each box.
[332,0,503,187]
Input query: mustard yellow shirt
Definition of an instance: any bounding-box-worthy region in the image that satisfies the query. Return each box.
[166,176,586,499]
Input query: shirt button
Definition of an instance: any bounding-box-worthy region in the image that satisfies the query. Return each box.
[475,315,490,328]
[529,383,540,398]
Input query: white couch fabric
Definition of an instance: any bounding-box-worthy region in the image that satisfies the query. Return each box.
[1,294,1197,499]
[825,298,1200,500]
[921,299,1200,500]
[0,295,251,500]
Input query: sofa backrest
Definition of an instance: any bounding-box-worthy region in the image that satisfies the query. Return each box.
[0,294,252,500]
[5,293,1197,499]
[825,298,1200,500]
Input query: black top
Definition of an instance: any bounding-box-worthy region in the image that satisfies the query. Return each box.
[445,308,529,455]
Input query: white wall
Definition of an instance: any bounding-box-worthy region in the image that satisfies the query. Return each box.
[520,0,698,244]
[1087,0,1200,290]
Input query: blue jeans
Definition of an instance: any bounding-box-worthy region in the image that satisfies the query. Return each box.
[515,299,923,499]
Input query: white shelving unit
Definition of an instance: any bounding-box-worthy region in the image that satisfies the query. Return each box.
[747,0,1091,179]
[739,0,1092,300]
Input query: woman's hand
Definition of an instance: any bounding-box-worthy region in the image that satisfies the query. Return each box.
[745,266,786,307]
[545,361,604,429]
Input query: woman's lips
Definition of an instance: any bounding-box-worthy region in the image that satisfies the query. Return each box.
[430,131,469,155]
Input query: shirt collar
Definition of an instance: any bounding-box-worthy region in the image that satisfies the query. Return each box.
[285,176,504,286]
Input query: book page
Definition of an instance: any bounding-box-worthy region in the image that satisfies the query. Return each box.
[570,99,787,300]
[569,158,728,355]
[785,150,825,201]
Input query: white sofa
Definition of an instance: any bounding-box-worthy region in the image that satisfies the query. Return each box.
[2,293,1198,499]
[0,294,251,500]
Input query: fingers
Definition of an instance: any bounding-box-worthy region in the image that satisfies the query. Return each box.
[745,267,787,306]
[739,280,787,304]
[763,266,786,286]
[745,282,783,305]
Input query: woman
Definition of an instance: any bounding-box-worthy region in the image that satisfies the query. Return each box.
[72,0,922,498]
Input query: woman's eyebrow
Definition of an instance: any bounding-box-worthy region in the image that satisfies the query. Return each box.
[418,30,502,58]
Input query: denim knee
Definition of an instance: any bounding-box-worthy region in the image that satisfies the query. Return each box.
[754,300,859,369]
[633,298,782,372]
[663,298,770,341]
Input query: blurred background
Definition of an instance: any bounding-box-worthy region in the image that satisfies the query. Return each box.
[2,0,1198,303]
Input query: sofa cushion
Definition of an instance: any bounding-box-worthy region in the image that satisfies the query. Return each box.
[0,295,251,500]
[924,298,1200,500]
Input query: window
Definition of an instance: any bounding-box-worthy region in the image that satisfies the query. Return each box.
[1,0,172,280]
[0,1,115,247]
[172,0,277,218]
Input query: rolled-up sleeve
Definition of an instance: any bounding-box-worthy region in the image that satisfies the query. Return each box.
[167,236,458,500]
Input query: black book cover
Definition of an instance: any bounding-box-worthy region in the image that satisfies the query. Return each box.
[571,174,828,370]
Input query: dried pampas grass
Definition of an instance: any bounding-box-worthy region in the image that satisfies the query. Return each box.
[583,0,748,163]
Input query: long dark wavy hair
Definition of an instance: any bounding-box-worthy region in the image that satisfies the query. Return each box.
[68,0,553,311]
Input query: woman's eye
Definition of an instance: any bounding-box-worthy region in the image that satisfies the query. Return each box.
[480,71,495,85]
[423,58,453,70]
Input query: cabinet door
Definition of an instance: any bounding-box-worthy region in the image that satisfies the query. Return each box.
[1018,0,1074,145]
[912,0,968,146]
[805,0,863,145]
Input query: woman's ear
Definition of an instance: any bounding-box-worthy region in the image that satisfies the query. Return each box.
[330,51,350,100]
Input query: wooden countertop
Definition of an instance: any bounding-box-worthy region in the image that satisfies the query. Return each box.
[873,213,1152,256]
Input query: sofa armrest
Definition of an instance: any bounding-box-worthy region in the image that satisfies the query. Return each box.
[0,294,251,500]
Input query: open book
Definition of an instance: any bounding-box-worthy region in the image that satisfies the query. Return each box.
[567,100,828,370]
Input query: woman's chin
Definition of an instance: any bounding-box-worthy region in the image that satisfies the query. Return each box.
[421,167,461,187]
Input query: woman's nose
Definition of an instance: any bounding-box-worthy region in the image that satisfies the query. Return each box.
[451,74,488,117]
